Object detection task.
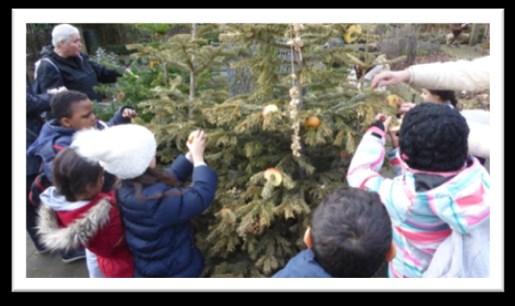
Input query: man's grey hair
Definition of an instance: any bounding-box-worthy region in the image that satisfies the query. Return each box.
[52,24,80,48]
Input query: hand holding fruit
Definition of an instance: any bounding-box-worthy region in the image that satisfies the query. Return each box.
[374,113,392,132]
[187,130,207,164]
[122,108,137,119]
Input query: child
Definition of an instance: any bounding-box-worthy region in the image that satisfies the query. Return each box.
[37,147,134,277]
[27,90,136,185]
[398,93,489,167]
[347,103,490,278]
[70,124,218,277]
[420,88,458,108]
[27,90,136,263]
[393,89,457,136]
[273,187,395,278]
[26,80,55,254]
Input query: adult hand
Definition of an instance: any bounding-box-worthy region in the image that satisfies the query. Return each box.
[371,70,410,89]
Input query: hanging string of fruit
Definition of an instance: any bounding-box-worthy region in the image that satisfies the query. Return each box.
[287,24,304,159]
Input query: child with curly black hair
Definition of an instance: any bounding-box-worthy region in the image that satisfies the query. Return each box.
[347,103,490,278]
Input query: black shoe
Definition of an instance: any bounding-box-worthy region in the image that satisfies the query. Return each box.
[35,246,51,255]
[61,248,86,263]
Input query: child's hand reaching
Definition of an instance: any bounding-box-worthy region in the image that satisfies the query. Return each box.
[373,114,401,148]
[122,108,137,120]
[373,113,392,132]
[186,130,207,165]
[388,129,400,148]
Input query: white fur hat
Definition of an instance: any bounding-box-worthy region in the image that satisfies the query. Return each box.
[71,124,157,179]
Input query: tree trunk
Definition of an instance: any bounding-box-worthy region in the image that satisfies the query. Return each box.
[469,24,480,45]
[404,25,417,66]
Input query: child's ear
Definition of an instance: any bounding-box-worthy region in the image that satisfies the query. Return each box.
[303,226,313,249]
[385,243,396,262]
[97,174,105,188]
[60,117,72,128]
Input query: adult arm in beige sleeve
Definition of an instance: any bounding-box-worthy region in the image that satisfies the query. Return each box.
[407,56,490,92]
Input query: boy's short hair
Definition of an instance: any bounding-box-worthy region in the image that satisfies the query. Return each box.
[51,90,89,120]
[53,147,103,202]
[311,187,392,277]
[400,103,469,172]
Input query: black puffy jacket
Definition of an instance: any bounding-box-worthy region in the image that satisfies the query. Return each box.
[34,47,120,101]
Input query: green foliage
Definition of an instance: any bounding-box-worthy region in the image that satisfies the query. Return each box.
[92,47,124,71]
[134,23,189,36]
[93,101,118,122]
[91,47,125,104]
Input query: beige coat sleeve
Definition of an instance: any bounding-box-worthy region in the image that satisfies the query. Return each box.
[408,56,490,92]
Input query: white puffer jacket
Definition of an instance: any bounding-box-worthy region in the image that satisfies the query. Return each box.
[461,109,490,159]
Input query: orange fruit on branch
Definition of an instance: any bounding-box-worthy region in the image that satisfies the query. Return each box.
[386,94,403,108]
[304,116,321,128]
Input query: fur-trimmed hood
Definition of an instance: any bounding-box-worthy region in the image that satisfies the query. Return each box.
[37,188,112,252]
[39,186,89,211]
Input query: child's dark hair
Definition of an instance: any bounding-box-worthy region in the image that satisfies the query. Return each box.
[53,148,104,202]
[311,187,392,277]
[51,90,89,119]
[400,103,469,172]
[124,167,182,202]
[428,89,458,107]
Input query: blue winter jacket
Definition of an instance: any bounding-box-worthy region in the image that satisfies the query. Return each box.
[26,107,130,182]
[273,249,331,278]
[26,83,52,176]
[117,155,217,277]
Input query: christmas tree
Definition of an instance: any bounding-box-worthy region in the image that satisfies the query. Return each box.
[118,23,416,277]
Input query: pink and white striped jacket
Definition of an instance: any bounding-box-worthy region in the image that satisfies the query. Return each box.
[346,126,490,278]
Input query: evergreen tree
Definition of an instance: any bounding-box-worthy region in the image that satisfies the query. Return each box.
[119,23,416,277]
